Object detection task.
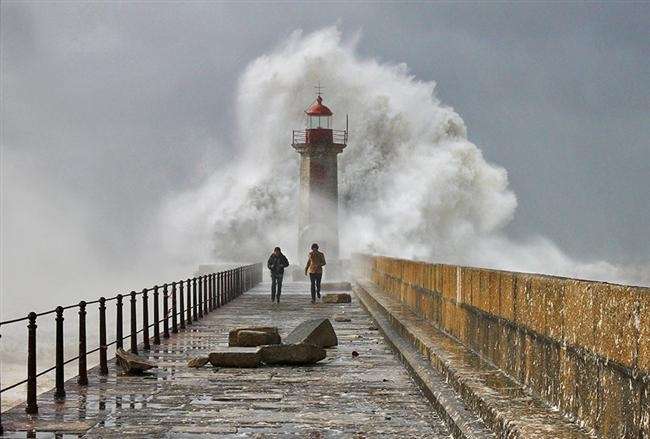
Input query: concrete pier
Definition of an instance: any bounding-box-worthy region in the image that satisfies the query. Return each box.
[1,282,452,438]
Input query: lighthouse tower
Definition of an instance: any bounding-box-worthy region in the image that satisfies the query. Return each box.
[292,93,347,264]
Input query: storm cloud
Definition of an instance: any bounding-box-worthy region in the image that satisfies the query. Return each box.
[2,2,649,321]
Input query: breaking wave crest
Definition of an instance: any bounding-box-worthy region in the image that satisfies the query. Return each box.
[158,26,648,286]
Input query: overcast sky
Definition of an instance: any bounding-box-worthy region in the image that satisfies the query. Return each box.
[2,1,649,308]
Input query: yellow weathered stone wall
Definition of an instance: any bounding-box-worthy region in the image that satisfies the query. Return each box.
[352,253,650,438]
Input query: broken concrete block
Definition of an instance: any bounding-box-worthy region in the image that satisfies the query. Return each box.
[208,348,261,368]
[322,293,352,303]
[235,330,282,347]
[187,356,210,368]
[259,344,326,365]
[285,318,338,348]
[116,348,157,374]
[228,327,280,346]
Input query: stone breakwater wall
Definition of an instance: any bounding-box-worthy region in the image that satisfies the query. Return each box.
[352,254,649,438]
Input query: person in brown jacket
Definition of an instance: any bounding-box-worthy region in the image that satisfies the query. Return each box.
[304,243,326,303]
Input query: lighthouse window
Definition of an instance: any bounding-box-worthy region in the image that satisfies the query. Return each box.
[310,116,331,129]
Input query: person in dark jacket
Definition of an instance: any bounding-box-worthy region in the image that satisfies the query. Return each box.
[267,246,289,303]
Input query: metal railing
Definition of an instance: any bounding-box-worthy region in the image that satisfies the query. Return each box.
[292,129,348,145]
[0,263,263,430]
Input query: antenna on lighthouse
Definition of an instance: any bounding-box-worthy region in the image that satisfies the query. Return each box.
[315,81,324,96]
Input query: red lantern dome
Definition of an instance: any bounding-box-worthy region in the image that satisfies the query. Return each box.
[306,95,333,116]
[305,95,332,141]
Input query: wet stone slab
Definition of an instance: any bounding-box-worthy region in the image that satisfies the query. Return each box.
[1,282,451,438]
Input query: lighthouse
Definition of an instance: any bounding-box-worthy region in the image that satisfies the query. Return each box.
[292,92,347,266]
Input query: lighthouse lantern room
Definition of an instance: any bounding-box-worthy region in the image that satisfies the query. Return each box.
[305,95,333,143]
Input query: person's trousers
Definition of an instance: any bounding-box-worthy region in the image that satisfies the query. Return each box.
[309,272,322,301]
[271,274,284,301]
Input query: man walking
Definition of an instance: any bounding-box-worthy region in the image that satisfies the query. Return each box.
[267,247,289,303]
[304,243,326,303]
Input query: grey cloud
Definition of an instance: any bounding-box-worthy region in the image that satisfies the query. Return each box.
[1,1,648,303]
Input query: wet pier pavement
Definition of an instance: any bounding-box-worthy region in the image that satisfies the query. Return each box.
[2,282,452,438]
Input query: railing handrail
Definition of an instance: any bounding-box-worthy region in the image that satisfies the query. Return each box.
[2,283,181,326]
[0,263,263,422]
[292,128,348,145]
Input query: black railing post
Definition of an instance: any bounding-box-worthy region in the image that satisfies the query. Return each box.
[198,276,203,319]
[192,278,198,321]
[179,281,185,329]
[116,294,124,352]
[213,273,218,306]
[99,297,108,375]
[207,274,212,312]
[78,301,88,386]
[163,284,170,338]
[172,282,178,334]
[216,272,221,307]
[210,274,214,309]
[229,269,233,301]
[153,286,160,345]
[216,272,221,308]
[203,275,208,315]
[225,270,229,303]
[26,312,38,414]
[54,306,65,400]
[212,274,216,310]
[130,291,137,354]
[142,289,150,350]
[186,279,192,325]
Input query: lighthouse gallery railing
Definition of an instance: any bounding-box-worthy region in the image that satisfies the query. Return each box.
[292,129,348,145]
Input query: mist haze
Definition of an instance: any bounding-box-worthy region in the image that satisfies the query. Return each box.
[2,2,649,325]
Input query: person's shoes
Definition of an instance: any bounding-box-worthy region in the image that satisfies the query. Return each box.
[317,293,321,298]
[311,299,315,304]
[271,295,275,302]
[277,297,280,303]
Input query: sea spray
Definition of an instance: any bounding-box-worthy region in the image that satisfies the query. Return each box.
[160,26,516,263]
[159,26,649,286]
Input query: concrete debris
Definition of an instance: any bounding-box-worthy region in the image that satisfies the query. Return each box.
[187,357,210,368]
[228,326,280,347]
[322,293,352,303]
[208,348,262,368]
[285,318,338,348]
[259,343,326,365]
[116,348,157,374]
